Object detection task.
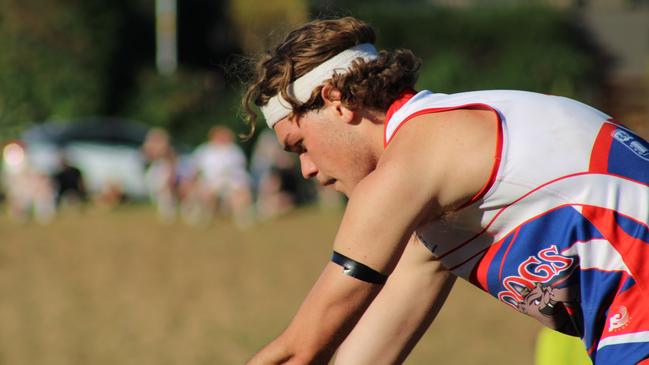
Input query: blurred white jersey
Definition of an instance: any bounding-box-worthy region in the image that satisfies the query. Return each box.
[193,143,250,192]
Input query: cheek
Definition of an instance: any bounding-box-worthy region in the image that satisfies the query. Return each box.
[305,137,335,166]
[304,128,367,177]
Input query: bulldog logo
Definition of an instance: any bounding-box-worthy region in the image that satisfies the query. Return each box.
[498,245,582,336]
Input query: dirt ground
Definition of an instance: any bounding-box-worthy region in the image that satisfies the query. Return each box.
[0,205,542,364]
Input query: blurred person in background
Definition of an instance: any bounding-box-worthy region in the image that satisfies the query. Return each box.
[1,141,56,224]
[142,127,181,222]
[250,129,301,219]
[93,181,126,209]
[52,151,87,209]
[183,125,253,228]
[241,17,649,365]
[250,129,285,193]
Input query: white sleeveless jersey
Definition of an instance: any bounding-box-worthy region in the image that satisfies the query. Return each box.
[385,90,649,364]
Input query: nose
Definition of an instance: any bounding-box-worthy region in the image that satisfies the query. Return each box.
[299,153,318,179]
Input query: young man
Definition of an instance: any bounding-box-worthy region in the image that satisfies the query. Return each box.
[242,17,649,364]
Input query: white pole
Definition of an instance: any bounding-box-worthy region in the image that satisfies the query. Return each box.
[155,0,177,75]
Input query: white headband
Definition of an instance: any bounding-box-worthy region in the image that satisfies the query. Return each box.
[260,43,378,128]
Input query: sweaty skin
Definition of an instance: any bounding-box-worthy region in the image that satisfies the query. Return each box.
[246,85,498,364]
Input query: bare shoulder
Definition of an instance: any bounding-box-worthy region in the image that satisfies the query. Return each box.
[378,108,499,211]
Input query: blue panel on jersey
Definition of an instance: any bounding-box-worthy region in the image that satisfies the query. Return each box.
[607,128,649,185]
[615,212,649,245]
[619,276,636,295]
[485,233,516,293]
[494,206,603,288]
[579,269,624,351]
[592,341,649,365]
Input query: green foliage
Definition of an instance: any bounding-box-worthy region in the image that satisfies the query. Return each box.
[0,0,119,141]
[229,0,308,54]
[125,69,245,146]
[333,2,609,103]
[0,0,611,147]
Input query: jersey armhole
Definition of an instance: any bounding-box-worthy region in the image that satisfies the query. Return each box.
[383,103,504,211]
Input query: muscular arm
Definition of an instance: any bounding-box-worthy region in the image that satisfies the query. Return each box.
[247,109,497,364]
[334,235,456,365]
[246,158,433,365]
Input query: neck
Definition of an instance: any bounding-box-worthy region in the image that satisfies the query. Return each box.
[356,108,388,163]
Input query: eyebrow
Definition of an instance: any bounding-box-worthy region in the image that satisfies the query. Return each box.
[282,133,293,153]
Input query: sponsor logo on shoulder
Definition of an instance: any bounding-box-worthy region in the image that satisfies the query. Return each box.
[612,130,649,161]
[608,305,631,332]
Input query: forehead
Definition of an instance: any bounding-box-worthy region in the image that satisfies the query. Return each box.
[272,112,313,141]
[273,117,298,146]
[272,109,333,147]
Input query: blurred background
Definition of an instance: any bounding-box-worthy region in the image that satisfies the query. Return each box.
[0,0,648,364]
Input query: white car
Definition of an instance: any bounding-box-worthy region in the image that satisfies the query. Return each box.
[14,118,151,199]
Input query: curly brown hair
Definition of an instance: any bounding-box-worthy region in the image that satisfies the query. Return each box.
[241,17,421,139]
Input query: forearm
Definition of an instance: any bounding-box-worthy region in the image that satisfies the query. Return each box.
[247,263,382,364]
[334,238,456,365]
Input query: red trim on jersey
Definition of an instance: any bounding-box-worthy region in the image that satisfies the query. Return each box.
[383,88,417,147]
[638,358,649,365]
[449,245,488,272]
[589,122,616,172]
[469,240,502,290]
[498,228,521,281]
[564,304,576,316]
[467,228,520,290]
[456,201,649,275]
[458,113,503,210]
[436,171,649,261]
[587,341,597,356]
[383,101,505,211]
[384,103,500,146]
[580,205,649,296]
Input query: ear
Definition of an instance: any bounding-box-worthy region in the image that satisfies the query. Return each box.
[321,83,355,124]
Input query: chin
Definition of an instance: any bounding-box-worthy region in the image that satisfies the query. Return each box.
[332,183,344,195]
[329,182,346,196]
[341,184,359,198]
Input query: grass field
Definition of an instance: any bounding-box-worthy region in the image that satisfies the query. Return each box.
[0,204,542,364]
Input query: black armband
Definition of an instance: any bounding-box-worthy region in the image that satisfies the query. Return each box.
[331,251,388,285]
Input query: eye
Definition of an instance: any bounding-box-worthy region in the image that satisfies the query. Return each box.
[293,140,306,154]
[283,139,306,155]
[298,140,307,154]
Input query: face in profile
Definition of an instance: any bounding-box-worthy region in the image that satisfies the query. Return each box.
[273,107,378,197]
